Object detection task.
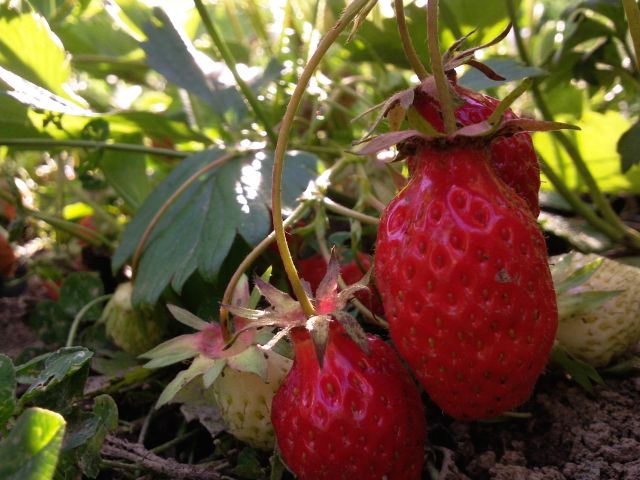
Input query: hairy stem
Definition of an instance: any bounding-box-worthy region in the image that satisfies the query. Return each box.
[66,294,112,347]
[0,138,188,158]
[394,0,429,79]
[426,0,456,134]
[194,0,277,145]
[322,197,380,225]
[219,202,310,338]
[622,0,640,70]
[271,0,372,317]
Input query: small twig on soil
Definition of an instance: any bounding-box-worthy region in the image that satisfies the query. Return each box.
[102,435,230,480]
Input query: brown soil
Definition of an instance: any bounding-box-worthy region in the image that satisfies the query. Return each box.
[434,375,640,479]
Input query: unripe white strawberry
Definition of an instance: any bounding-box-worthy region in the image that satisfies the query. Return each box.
[103,282,167,355]
[211,350,291,450]
[552,252,640,367]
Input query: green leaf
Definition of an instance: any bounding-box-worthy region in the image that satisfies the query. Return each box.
[538,111,640,193]
[550,345,604,392]
[554,257,604,295]
[558,290,623,318]
[80,396,117,475]
[28,300,72,346]
[0,7,76,101]
[100,135,151,210]
[112,148,318,306]
[0,407,66,480]
[617,121,640,173]
[226,347,267,381]
[458,58,546,90]
[231,447,264,479]
[58,273,104,321]
[141,8,244,115]
[156,356,217,408]
[0,67,94,116]
[18,347,93,410]
[0,354,16,430]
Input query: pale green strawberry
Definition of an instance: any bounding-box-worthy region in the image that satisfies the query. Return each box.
[140,275,293,450]
[552,252,640,367]
[103,282,168,355]
[211,350,291,450]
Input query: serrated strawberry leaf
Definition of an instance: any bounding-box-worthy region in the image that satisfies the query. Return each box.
[167,305,210,331]
[113,148,318,306]
[333,312,369,355]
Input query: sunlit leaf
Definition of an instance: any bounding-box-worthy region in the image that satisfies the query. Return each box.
[113,149,318,306]
[0,408,66,480]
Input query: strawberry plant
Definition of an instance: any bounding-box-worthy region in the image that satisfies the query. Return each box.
[2,0,640,479]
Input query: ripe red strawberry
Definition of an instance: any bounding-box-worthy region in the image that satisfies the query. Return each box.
[298,252,384,315]
[375,143,557,420]
[271,322,426,479]
[412,83,541,217]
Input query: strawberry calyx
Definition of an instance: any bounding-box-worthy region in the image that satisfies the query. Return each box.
[140,275,286,408]
[352,77,577,160]
[224,251,372,366]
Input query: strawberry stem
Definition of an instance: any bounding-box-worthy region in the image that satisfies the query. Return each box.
[219,202,310,339]
[271,0,373,318]
[194,0,277,145]
[394,0,429,80]
[426,0,457,134]
[622,0,640,70]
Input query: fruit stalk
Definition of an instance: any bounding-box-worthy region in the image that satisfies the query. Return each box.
[426,0,456,134]
[194,0,277,145]
[394,0,429,80]
[218,201,309,332]
[271,0,372,318]
[622,0,640,70]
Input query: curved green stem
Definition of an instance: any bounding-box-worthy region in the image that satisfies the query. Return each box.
[622,0,640,70]
[426,0,456,134]
[394,0,429,79]
[219,202,310,339]
[194,0,277,145]
[131,152,237,281]
[271,0,372,318]
[0,138,188,158]
[538,156,623,241]
[66,294,113,347]
[322,197,380,225]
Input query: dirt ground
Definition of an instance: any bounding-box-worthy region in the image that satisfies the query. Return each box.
[2,286,639,480]
[433,374,640,480]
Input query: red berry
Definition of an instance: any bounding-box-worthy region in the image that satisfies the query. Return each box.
[271,322,426,479]
[375,143,557,420]
[413,83,541,217]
